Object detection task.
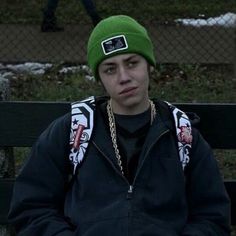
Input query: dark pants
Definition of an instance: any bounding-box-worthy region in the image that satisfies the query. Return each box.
[43,0,100,24]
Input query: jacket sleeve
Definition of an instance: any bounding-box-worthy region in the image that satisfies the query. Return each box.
[181,129,231,236]
[8,113,75,236]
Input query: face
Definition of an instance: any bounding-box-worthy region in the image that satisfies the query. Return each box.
[98,53,152,115]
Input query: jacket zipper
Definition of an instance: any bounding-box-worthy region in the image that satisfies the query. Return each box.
[92,129,169,199]
[131,130,170,192]
[127,185,133,199]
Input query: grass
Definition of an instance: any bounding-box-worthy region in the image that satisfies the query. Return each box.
[10,64,236,103]
[150,64,236,103]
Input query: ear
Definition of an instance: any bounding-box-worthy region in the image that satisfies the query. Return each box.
[149,66,155,72]
[148,65,155,77]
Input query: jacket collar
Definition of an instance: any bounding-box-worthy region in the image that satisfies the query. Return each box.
[92,99,174,173]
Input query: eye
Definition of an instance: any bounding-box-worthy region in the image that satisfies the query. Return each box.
[103,66,116,75]
[127,60,138,68]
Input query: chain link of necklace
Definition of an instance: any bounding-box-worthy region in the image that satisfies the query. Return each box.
[106,99,157,176]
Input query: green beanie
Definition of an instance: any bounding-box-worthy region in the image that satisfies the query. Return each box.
[87,15,156,80]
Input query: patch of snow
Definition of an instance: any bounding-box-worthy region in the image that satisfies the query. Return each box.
[85,75,95,81]
[6,62,52,75]
[59,66,82,74]
[0,62,93,81]
[58,65,91,76]
[1,72,15,79]
[175,12,236,28]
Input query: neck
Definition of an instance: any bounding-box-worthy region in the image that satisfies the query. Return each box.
[108,99,156,125]
[110,98,150,115]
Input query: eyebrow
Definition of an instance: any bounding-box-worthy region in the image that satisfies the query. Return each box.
[100,55,139,67]
[123,55,138,62]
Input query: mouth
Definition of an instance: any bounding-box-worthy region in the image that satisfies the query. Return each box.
[119,87,138,95]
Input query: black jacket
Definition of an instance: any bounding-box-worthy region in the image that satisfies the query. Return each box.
[8,98,231,235]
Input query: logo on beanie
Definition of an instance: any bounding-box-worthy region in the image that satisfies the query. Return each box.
[101,35,128,55]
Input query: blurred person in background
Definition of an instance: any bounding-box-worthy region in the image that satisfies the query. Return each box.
[41,0,101,32]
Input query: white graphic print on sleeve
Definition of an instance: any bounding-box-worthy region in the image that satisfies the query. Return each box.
[69,96,95,174]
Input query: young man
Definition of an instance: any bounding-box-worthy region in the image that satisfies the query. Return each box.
[9,15,230,235]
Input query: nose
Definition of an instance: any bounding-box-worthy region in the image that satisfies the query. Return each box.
[117,65,130,84]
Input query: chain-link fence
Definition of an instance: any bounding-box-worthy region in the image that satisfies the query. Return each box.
[0,0,235,67]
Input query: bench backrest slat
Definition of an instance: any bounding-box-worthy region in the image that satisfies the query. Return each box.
[0,101,70,147]
[176,103,236,149]
[0,101,235,148]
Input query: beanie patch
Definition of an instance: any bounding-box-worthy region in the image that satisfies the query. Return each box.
[101,35,128,55]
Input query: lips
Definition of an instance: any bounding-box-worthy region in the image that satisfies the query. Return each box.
[119,87,137,95]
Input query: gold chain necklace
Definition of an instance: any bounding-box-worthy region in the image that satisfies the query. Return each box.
[106,99,157,175]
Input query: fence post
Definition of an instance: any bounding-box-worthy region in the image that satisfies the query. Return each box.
[0,76,15,236]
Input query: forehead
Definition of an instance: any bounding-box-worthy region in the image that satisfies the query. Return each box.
[99,53,142,66]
